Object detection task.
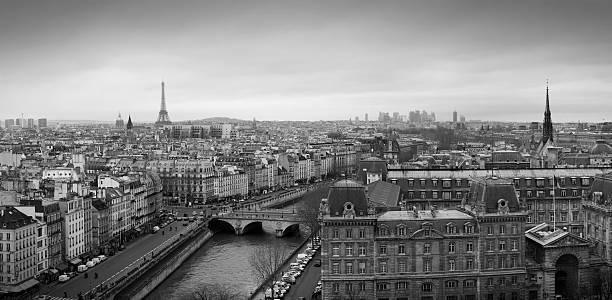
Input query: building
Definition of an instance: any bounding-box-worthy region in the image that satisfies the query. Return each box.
[115,113,124,129]
[37,118,47,128]
[387,168,612,233]
[4,119,15,129]
[453,110,458,123]
[58,195,85,263]
[320,178,527,300]
[0,206,40,298]
[146,159,215,205]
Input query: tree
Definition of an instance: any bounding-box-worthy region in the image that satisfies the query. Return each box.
[192,283,243,300]
[297,197,321,241]
[248,242,288,294]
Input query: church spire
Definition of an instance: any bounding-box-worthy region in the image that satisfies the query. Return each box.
[543,81,553,142]
[126,115,133,130]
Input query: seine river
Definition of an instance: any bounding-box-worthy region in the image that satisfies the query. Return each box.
[146,230,307,299]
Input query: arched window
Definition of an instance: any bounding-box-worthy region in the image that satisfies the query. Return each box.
[464,222,474,234]
[446,222,457,234]
[397,224,406,236]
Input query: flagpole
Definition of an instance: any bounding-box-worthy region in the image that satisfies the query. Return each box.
[553,175,556,230]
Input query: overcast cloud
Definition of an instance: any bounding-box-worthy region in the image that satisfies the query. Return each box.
[1,0,611,122]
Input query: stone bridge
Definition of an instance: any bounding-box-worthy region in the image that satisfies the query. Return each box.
[210,210,301,237]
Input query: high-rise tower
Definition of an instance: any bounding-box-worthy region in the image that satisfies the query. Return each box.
[542,83,553,142]
[155,81,172,126]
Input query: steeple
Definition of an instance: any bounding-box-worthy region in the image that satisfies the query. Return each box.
[126,115,133,130]
[542,82,553,142]
[155,81,172,126]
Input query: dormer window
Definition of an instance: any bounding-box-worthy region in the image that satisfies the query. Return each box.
[446,222,457,234]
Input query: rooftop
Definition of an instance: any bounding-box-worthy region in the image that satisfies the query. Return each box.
[378,209,472,221]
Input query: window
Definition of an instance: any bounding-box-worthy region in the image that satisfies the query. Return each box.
[465,224,474,234]
[359,229,366,238]
[499,257,506,268]
[499,241,506,251]
[487,226,493,235]
[345,283,352,292]
[511,256,518,268]
[408,179,414,187]
[424,243,431,254]
[433,180,439,187]
[448,242,456,253]
[448,259,456,271]
[446,223,457,234]
[420,191,426,199]
[456,191,463,199]
[456,179,462,187]
[398,261,407,272]
[346,262,353,274]
[379,244,387,255]
[379,261,388,273]
[359,282,366,291]
[466,258,474,270]
[423,259,432,272]
[398,227,405,236]
[511,276,518,285]
[511,224,517,234]
[377,282,389,291]
[467,241,474,252]
[396,281,408,290]
[487,258,494,269]
[499,277,507,286]
[346,244,354,256]
[526,190,533,197]
[511,240,517,251]
[443,180,451,188]
[487,278,494,286]
[358,262,366,274]
[333,283,340,293]
[464,279,476,287]
[445,280,458,288]
[333,229,339,239]
[420,179,426,186]
[499,225,506,234]
[332,244,340,256]
[359,244,367,256]
[332,262,340,274]
[432,191,439,199]
[398,244,405,255]
[346,229,353,238]
[378,227,389,236]
[422,282,433,292]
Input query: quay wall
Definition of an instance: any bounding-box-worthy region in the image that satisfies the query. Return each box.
[120,230,214,300]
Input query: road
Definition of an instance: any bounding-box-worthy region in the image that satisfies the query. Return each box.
[283,251,321,300]
[40,220,195,299]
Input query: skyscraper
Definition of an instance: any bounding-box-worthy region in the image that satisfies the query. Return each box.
[453,110,458,123]
[4,119,15,129]
[542,84,553,142]
[115,112,124,128]
[155,81,172,126]
[37,118,47,128]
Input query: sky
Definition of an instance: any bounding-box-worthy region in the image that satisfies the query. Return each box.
[1,0,611,123]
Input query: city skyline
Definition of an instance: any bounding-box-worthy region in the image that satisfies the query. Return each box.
[2,0,612,122]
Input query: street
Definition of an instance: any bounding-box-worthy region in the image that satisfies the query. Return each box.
[40,220,196,299]
[282,251,321,300]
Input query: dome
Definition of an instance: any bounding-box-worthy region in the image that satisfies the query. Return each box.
[591,140,612,155]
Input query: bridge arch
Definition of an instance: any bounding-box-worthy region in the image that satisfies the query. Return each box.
[241,221,263,235]
[208,218,235,234]
[281,223,300,237]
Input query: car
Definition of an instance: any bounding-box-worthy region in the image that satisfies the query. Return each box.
[86,260,96,268]
[97,255,107,261]
[58,274,70,282]
[77,264,88,272]
[314,259,321,267]
[152,226,160,233]
[92,257,101,264]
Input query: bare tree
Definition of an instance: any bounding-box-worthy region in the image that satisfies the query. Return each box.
[192,283,244,300]
[248,242,288,293]
[297,197,321,240]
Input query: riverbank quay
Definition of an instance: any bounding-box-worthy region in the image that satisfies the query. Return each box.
[248,237,313,300]
[38,220,195,299]
[43,220,205,300]
[114,227,214,300]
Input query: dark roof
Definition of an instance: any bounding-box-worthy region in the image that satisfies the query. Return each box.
[0,206,36,229]
[92,199,109,211]
[591,140,612,155]
[367,181,400,207]
[469,178,520,214]
[587,173,612,205]
[327,180,369,217]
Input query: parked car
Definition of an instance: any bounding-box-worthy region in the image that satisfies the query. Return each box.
[86,260,96,268]
[97,255,107,262]
[92,257,101,264]
[153,226,160,233]
[77,265,88,273]
[58,274,70,282]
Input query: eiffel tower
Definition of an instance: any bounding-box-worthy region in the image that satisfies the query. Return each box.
[155,81,172,126]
